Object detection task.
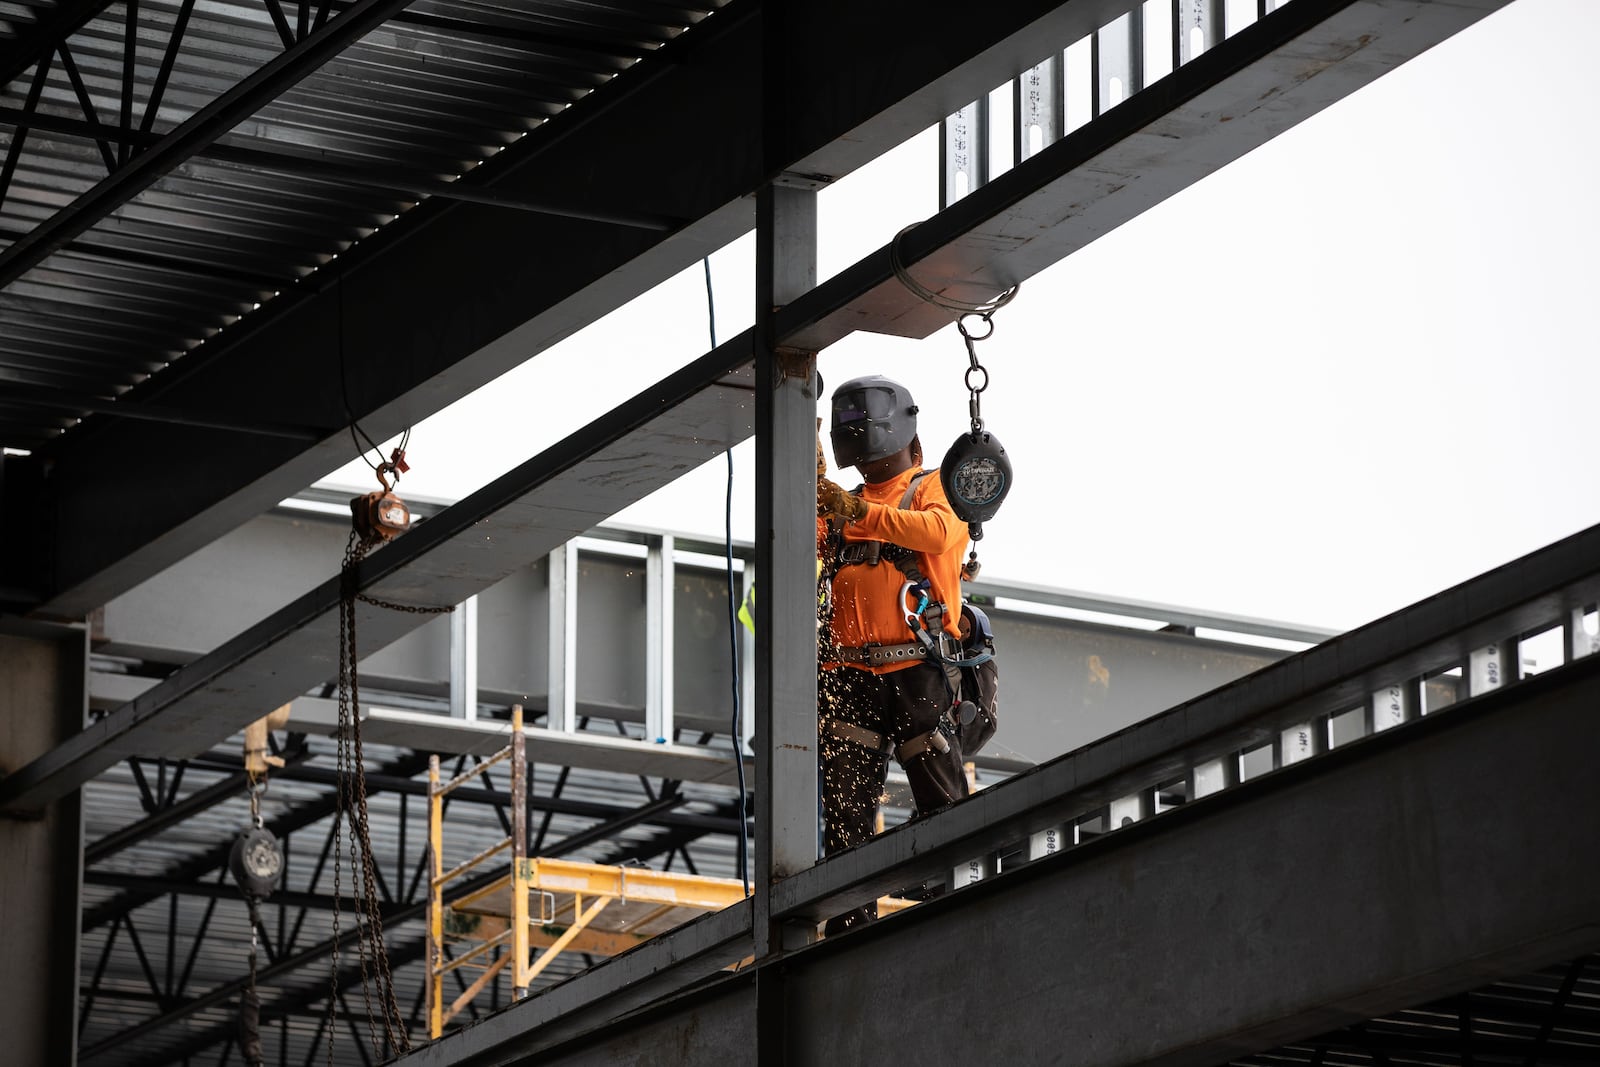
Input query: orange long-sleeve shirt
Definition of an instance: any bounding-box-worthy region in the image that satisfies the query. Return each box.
[819,467,968,673]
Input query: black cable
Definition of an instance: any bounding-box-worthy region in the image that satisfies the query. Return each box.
[705,255,750,891]
[332,257,412,475]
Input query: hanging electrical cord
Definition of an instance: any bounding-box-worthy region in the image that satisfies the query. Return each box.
[889,223,1020,318]
[704,256,750,892]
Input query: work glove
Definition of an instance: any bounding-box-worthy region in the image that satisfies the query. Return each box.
[817,435,829,480]
[818,477,868,522]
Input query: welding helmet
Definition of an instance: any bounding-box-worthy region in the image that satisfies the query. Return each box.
[830,376,918,468]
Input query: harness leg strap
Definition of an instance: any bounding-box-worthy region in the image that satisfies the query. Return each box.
[823,718,894,757]
[895,727,951,764]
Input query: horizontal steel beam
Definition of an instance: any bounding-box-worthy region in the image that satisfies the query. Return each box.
[27,0,1171,617]
[497,656,1600,1066]
[98,789,728,1066]
[774,661,1600,1066]
[772,522,1600,926]
[386,520,1600,1067]
[81,749,432,931]
[6,0,1510,824]
[782,0,1511,348]
[0,345,757,812]
[82,869,406,920]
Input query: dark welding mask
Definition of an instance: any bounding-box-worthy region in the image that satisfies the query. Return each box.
[830,376,918,469]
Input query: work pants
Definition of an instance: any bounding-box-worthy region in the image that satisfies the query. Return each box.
[818,661,969,934]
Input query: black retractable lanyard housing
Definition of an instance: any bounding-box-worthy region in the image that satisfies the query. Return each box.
[941,429,1012,524]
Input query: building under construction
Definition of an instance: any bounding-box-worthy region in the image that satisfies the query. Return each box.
[2,0,1598,1064]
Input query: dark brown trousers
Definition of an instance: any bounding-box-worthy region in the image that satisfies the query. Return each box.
[818,662,969,934]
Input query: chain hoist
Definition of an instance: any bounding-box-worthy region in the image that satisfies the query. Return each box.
[324,442,449,1061]
[349,447,412,543]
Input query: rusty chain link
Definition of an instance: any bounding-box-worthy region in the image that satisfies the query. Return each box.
[326,530,417,1062]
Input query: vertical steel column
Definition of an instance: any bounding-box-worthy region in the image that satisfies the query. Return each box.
[940,99,989,208]
[1188,753,1239,800]
[546,544,577,733]
[1278,716,1329,766]
[1097,10,1144,114]
[1567,607,1599,661]
[1015,55,1064,164]
[0,623,86,1067]
[646,535,676,743]
[1174,0,1226,65]
[509,705,529,999]
[1028,823,1073,860]
[1368,680,1420,733]
[753,181,820,957]
[1469,640,1517,697]
[449,595,478,721]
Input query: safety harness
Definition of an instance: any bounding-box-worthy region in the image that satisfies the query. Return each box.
[820,471,995,765]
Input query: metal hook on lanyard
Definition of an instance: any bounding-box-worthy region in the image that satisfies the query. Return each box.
[956,312,994,435]
[248,774,266,829]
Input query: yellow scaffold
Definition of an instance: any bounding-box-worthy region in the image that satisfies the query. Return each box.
[426,705,916,1039]
[426,705,750,1038]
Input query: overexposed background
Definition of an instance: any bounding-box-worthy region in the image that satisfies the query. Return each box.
[320,0,1600,633]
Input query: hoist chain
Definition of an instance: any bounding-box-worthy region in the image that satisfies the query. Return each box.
[326,531,414,1063]
[241,896,263,1067]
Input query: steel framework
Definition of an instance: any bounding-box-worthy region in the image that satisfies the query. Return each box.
[0,0,1538,1062]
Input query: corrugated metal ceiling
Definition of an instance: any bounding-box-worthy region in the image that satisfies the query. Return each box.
[0,0,724,448]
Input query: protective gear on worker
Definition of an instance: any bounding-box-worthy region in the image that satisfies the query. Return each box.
[817,376,976,936]
[830,375,919,469]
[817,476,868,522]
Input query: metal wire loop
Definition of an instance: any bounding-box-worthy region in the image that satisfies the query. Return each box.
[889,223,1020,317]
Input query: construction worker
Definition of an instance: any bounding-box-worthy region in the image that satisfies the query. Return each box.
[816,375,971,933]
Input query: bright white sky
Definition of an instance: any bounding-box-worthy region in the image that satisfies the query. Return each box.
[320,0,1600,634]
